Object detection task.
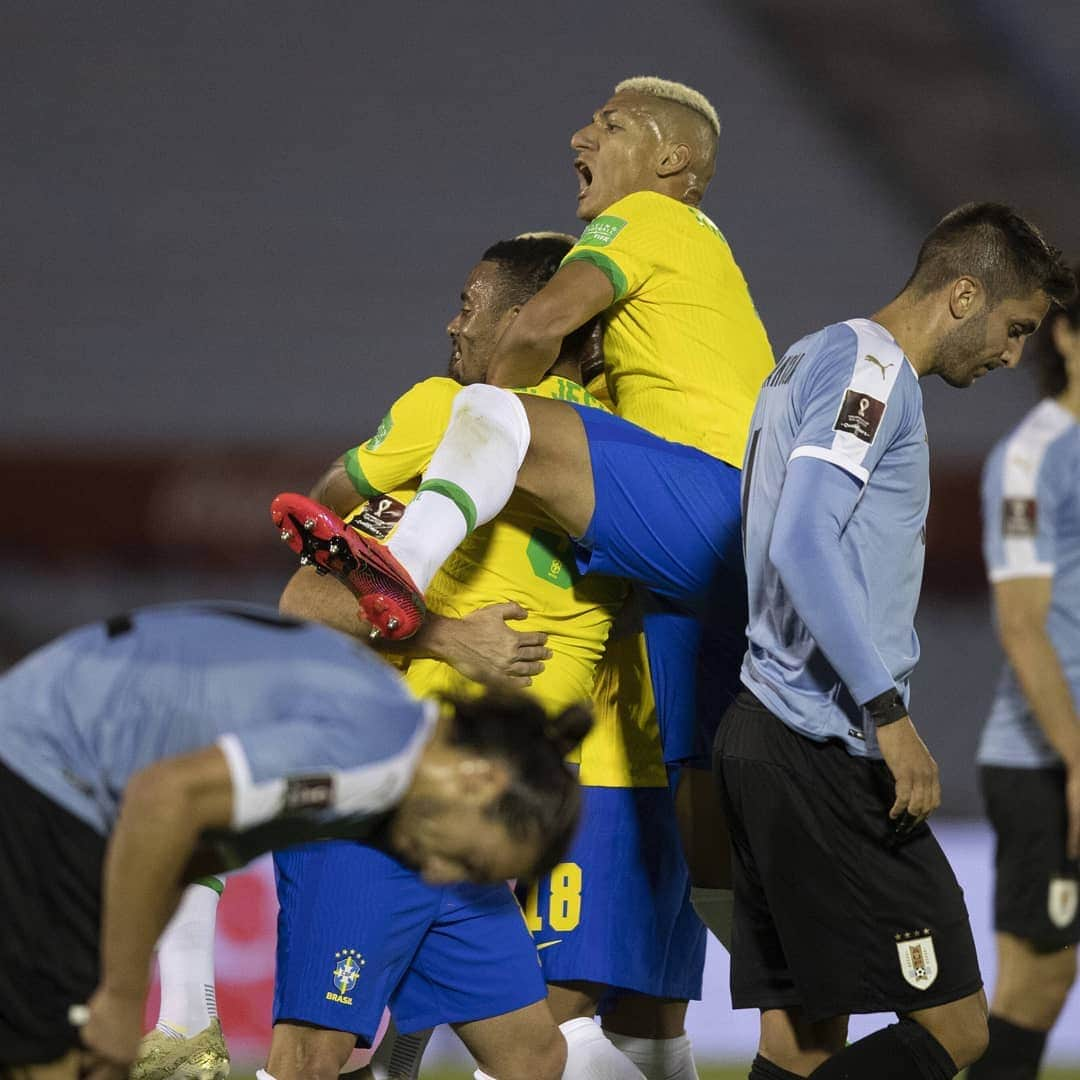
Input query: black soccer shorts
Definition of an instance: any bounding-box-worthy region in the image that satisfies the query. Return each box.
[714,692,983,1021]
[0,760,105,1066]
[981,764,1080,951]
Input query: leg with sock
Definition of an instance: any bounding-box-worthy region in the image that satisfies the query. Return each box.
[559,1017,647,1079]
[808,1019,957,1080]
[605,1032,698,1080]
[387,384,531,592]
[967,1015,1048,1079]
[132,877,228,1080]
[749,1055,807,1080]
[369,1019,434,1080]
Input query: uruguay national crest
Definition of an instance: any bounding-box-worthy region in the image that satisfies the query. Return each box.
[1049,876,1079,930]
[325,948,365,1004]
[895,930,938,990]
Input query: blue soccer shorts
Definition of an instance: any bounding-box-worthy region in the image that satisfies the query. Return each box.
[570,404,747,766]
[521,785,706,1001]
[273,840,546,1043]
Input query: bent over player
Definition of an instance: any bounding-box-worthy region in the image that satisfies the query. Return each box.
[970,267,1080,1080]
[0,603,588,1079]
[719,203,1073,1080]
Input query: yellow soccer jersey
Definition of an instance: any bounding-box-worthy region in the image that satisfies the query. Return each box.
[562,189,775,466]
[578,627,667,789]
[342,374,624,715]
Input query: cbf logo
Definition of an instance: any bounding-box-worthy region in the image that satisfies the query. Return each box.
[326,948,365,1006]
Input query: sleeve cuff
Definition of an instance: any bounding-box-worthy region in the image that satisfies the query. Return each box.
[345,449,380,498]
[561,250,628,302]
[217,734,285,830]
[789,444,869,485]
[987,563,1055,583]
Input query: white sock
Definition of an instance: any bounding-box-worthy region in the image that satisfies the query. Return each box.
[370,1020,433,1080]
[387,384,530,590]
[689,886,734,951]
[155,877,223,1038]
[255,1071,277,1080]
[604,1033,698,1080]
[560,1017,646,1079]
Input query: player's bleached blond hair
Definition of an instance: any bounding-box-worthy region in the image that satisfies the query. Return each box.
[614,76,720,138]
[514,231,578,245]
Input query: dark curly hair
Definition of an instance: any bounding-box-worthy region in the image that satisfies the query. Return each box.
[444,690,592,881]
[1025,261,1080,399]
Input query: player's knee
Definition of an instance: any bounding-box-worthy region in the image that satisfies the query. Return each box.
[266,1026,354,1080]
[918,996,989,1070]
[500,1028,567,1080]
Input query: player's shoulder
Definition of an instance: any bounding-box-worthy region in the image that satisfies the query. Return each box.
[398,376,460,406]
[990,398,1080,486]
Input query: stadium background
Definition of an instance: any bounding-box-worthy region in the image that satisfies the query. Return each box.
[4,0,1079,1072]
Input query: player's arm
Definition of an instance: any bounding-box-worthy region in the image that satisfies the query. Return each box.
[993,576,1080,856]
[487,260,614,387]
[770,457,940,826]
[279,567,550,689]
[79,747,234,1076]
[311,453,360,517]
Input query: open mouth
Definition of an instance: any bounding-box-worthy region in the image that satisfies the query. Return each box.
[574,159,593,198]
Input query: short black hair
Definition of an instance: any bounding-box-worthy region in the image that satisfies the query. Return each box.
[444,691,592,881]
[1026,261,1080,399]
[905,202,1075,309]
[481,235,575,309]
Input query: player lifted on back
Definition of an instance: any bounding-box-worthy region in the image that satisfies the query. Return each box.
[719,204,1074,1080]
[970,266,1080,1080]
[277,77,776,947]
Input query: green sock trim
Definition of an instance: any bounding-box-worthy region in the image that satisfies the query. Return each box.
[194,875,225,896]
[417,478,477,534]
[345,449,379,498]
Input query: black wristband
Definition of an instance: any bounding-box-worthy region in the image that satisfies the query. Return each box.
[864,689,907,727]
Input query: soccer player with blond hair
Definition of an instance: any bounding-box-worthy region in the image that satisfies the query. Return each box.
[281,76,776,954]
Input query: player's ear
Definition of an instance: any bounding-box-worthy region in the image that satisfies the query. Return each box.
[454,756,510,807]
[657,141,692,178]
[948,276,981,320]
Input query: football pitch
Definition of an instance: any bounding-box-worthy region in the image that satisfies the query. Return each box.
[236,1068,1080,1079]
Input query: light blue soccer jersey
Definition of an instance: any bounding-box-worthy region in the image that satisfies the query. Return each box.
[741,318,929,757]
[979,399,1080,768]
[0,603,434,862]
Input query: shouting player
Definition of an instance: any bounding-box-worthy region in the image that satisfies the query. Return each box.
[721,204,1074,1079]
[0,603,588,1080]
[970,266,1080,1080]
[282,75,776,947]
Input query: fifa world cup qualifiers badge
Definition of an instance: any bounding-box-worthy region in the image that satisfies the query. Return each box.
[327,948,366,1005]
[834,390,886,445]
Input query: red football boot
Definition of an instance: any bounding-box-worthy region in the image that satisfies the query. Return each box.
[270,492,425,640]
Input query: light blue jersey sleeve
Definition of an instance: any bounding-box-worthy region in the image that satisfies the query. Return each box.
[217,690,436,833]
[788,321,918,486]
[982,400,1075,583]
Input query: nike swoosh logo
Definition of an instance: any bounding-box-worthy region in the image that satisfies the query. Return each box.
[536,940,563,951]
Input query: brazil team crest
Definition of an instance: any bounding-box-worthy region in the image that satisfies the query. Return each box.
[895,930,938,990]
[326,948,366,1005]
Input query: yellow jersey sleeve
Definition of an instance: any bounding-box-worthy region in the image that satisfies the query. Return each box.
[561,191,663,302]
[561,190,775,466]
[343,377,459,498]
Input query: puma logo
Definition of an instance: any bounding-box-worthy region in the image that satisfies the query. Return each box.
[866,354,894,379]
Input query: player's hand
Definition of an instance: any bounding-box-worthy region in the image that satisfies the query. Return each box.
[73,986,143,1080]
[1066,763,1080,860]
[876,716,941,832]
[440,602,552,690]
